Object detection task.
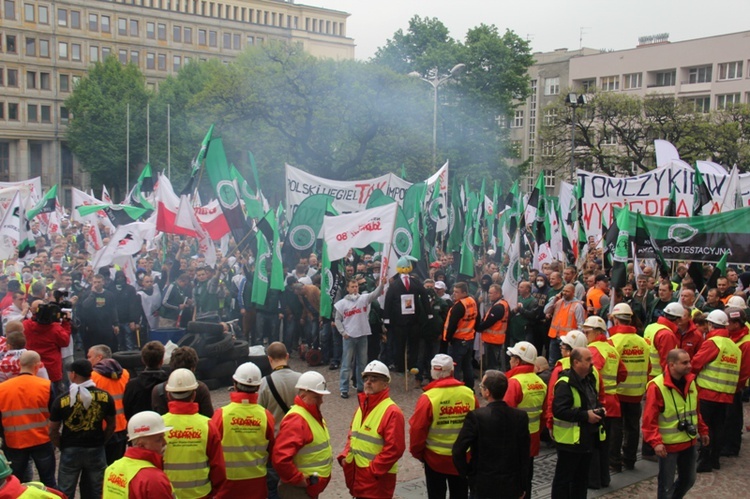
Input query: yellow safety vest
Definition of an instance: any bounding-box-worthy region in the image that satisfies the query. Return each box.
[696,336,741,395]
[221,402,269,480]
[163,412,211,499]
[643,323,669,377]
[556,357,601,388]
[552,375,605,444]
[512,372,547,434]
[423,385,476,455]
[345,398,399,473]
[284,405,333,478]
[103,456,161,499]
[649,375,698,445]
[589,341,620,395]
[18,482,63,498]
[611,333,650,398]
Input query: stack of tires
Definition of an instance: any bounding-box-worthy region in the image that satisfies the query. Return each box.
[175,322,249,389]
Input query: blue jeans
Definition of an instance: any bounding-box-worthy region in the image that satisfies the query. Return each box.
[283,316,303,352]
[484,342,506,371]
[303,316,320,348]
[117,323,135,351]
[657,445,697,499]
[5,442,56,488]
[340,335,368,394]
[448,339,475,389]
[58,446,107,499]
[548,337,562,367]
[255,312,280,345]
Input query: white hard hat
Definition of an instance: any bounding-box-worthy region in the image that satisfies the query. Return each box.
[165,368,199,395]
[560,330,588,348]
[362,360,391,382]
[582,316,607,331]
[611,303,633,317]
[295,371,331,395]
[506,341,537,364]
[127,411,172,441]
[706,310,729,327]
[664,302,686,319]
[233,362,262,387]
[726,296,747,310]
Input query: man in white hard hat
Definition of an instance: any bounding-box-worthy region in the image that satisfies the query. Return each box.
[723,308,750,457]
[689,309,740,472]
[273,371,333,498]
[409,354,478,499]
[102,411,174,498]
[503,342,547,499]
[644,302,684,379]
[162,368,226,499]
[338,360,405,499]
[726,295,748,310]
[212,362,275,497]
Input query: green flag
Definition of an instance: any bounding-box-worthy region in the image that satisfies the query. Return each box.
[230,164,264,220]
[28,185,57,220]
[319,241,341,319]
[77,203,147,225]
[460,194,478,276]
[191,124,214,177]
[705,251,729,290]
[447,179,464,253]
[664,184,677,217]
[256,210,284,291]
[366,190,412,258]
[282,194,337,264]
[611,205,631,289]
[251,225,271,306]
[634,212,671,280]
[473,180,485,247]
[693,165,712,216]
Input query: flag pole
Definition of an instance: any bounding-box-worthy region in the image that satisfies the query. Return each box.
[167,104,171,178]
[126,103,130,197]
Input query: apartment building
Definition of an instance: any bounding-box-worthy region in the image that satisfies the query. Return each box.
[0,0,354,207]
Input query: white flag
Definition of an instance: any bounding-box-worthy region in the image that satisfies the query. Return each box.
[0,191,21,260]
[176,196,216,268]
[323,203,398,262]
[502,233,520,307]
[91,222,148,270]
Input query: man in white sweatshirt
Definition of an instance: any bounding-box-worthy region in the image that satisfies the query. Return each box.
[335,276,385,399]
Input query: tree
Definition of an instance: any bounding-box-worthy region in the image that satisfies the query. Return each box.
[64,56,150,200]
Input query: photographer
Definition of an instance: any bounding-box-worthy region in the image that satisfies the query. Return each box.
[22,300,72,396]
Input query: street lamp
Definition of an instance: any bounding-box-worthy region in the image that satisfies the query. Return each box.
[409,63,466,168]
[565,92,587,183]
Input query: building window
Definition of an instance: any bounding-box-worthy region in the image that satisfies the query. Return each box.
[601,132,617,146]
[233,33,240,50]
[688,65,712,84]
[29,143,42,177]
[70,10,80,29]
[61,143,73,180]
[184,27,192,44]
[223,33,231,49]
[57,8,67,26]
[246,35,254,45]
[40,72,49,90]
[544,77,560,96]
[686,96,710,113]
[130,19,138,36]
[601,75,620,91]
[27,103,37,122]
[0,104,3,120]
[7,69,17,87]
[157,23,166,40]
[60,106,69,122]
[71,43,81,61]
[101,15,110,33]
[25,37,35,56]
[38,5,47,24]
[157,53,166,71]
[623,73,642,89]
[544,109,557,124]
[6,35,16,53]
[209,30,217,47]
[89,45,98,62]
[146,52,155,69]
[0,143,8,181]
[118,49,127,64]
[512,110,524,128]
[102,47,110,59]
[130,50,139,66]
[173,55,181,71]
[198,29,206,45]
[26,71,36,89]
[541,140,556,157]
[147,22,155,39]
[89,13,98,31]
[655,70,676,87]
[543,169,556,190]
[24,3,33,21]
[40,105,50,123]
[39,39,49,57]
[718,61,743,81]
[60,74,69,92]
[717,93,741,110]
[4,0,15,19]
[118,18,127,36]
[173,25,181,42]
[579,79,596,93]
[8,103,18,120]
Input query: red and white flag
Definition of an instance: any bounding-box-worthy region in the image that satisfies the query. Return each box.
[175,196,216,268]
[194,199,230,241]
[323,203,398,261]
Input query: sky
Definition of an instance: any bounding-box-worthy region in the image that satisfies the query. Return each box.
[313,0,750,61]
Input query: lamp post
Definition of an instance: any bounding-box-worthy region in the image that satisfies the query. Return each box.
[410,63,466,168]
[564,92,587,183]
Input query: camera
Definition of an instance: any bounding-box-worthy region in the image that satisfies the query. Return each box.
[593,407,606,418]
[35,303,62,325]
[677,419,698,438]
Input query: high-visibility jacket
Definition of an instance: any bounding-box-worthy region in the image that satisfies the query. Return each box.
[103,456,156,498]
[443,297,477,341]
[423,385,476,455]
[163,412,211,499]
[552,375,605,445]
[220,402,269,480]
[611,332,650,398]
[644,323,670,377]
[512,372,546,434]
[649,374,699,445]
[548,300,582,339]
[480,299,509,345]
[17,482,61,498]
[92,370,129,432]
[345,397,398,474]
[587,288,605,310]
[285,404,333,478]
[0,374,51,449]
[589,341,620,395]
[696,336,741,395]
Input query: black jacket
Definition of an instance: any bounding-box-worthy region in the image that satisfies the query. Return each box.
[383,274,429,328]
[552,368,603,453]
[453,400,530,499]
[123,368,169,420]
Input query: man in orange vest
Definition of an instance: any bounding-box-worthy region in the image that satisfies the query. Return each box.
[443,282,479,389]
[544,284,585,366]
[0,350,56,488]
[475,284,510,371]
[586,275,610,316]
[88,344,130,464]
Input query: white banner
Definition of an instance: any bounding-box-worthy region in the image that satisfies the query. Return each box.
[424,162,449,232]
[323,203,398,261]
[578,163,750,237]
[285,164,412,222]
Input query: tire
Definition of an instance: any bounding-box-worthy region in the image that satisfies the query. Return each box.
[203,333,234,358]
[197,356,217,372]
[176,333,206,356]
[208,360,237,380]
[187,321,225,339]
[113,350,143,369]
[229,340,249,361]
[202,378,221,391]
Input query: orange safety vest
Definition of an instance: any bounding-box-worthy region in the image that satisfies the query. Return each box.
[548,300,582,339]
[587,288,605,310]
[92,370,130,432]
[481,299,509,345]
[0,374,51,449]
[443,297,478,341]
